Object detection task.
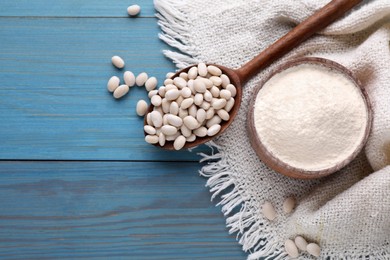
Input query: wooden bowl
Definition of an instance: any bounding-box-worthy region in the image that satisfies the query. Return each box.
[247,57,372,179]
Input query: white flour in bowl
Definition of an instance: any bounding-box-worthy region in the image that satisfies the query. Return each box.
[253,63,368,171]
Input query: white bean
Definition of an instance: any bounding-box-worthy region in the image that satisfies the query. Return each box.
[145,135,158,144]
[187,79,195,94]
[180,98,194,110]
[210,86,220,97]
[151,95,162,107]
[220,74,230,88]
[220,89,232,100]
[165,89,180,101]
[209,76,222,86]
[176,96,184,106]
[194,127,207,137]
[194,79,207,93]
[181,87,192,98]
[294,236,308,252]
[165,84,177,91]
[198,62,207,77]
[169,102,179,115]
[179,72,188,81]
[107,76,120,92]
[173,135,186,150]
[188,66,198,79]
[165,132,180,141]
[124,71,135,87]
[186,134,196,142]
[203,90,213,102]
[162,114,169,125]
[153,106,163,115]
[283,197,296,214]
[150,111,163,128]
[217,109,230,121]
[136,100,148,116]
[164,78,173,85]
[183,116,199,130]
[158,133,166,146]
[307,243,321,257]
[225,98,235,112]
[136,72,148,86]
[212,99,227,110]
[207,124,221,136]
[161,125,178,136]
[113,84,129,99]
[200,101,211,110]
[206,115,221,128]
[173,77,187,89]
[188,104,197,118]
[161,98,170,113]
[144,125,156,135]
[146,113,152,125]
[201,78,213,89]
[196,109,207,123]
[284,239,299,258]
[158,86,166,97]
[226,84,237,97]
[127,5,141,16]
[207,65,222,76]
[262,201,277,221]
[206,108,215,120]
[111,56,125,69]
[179,108,189,118]
[180,125,192,138]
[148,90,158,99]
[145,77,158,91]
[166,72,175,79]
[166,114,183,127]
[194,93,204,106]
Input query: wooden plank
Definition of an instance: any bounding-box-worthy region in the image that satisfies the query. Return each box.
[0,0,156,17]
[0,161,246,259]
[0,18,207,161]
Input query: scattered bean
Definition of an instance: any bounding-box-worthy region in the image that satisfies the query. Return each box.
[262,201,277,221]
[166,72,175,79]
[136,72,148,86]
[107,76,120,92]
[294,236,308,252]
[283,197,296,214]
[148,90,158,99]
[113,84,129,99]
[285,239,299,258]
[127,5,141,16]
[307,243,321,257]
[158,86,166,97]
[124,71,135,87]
[111,56,125,69]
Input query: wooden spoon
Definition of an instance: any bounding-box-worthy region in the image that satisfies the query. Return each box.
[146,0,363,150]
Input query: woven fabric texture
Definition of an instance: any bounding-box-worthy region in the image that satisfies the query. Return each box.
[155,0,390,258]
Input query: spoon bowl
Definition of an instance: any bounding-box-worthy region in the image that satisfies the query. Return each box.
[144,64,243,150]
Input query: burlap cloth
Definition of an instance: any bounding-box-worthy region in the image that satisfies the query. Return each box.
[155,0,390,258]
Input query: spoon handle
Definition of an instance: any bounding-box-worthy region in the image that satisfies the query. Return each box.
[236,0,362,83]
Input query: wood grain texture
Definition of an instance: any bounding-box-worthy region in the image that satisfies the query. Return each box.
[0,161,246,259]
[0,1,156,17]
[0,18,207,161]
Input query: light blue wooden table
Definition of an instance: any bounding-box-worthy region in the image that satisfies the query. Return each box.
[0,1,246,259]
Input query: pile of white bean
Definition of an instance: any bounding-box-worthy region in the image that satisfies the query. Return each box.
[141,63,236,150]
[261,197,321,258]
